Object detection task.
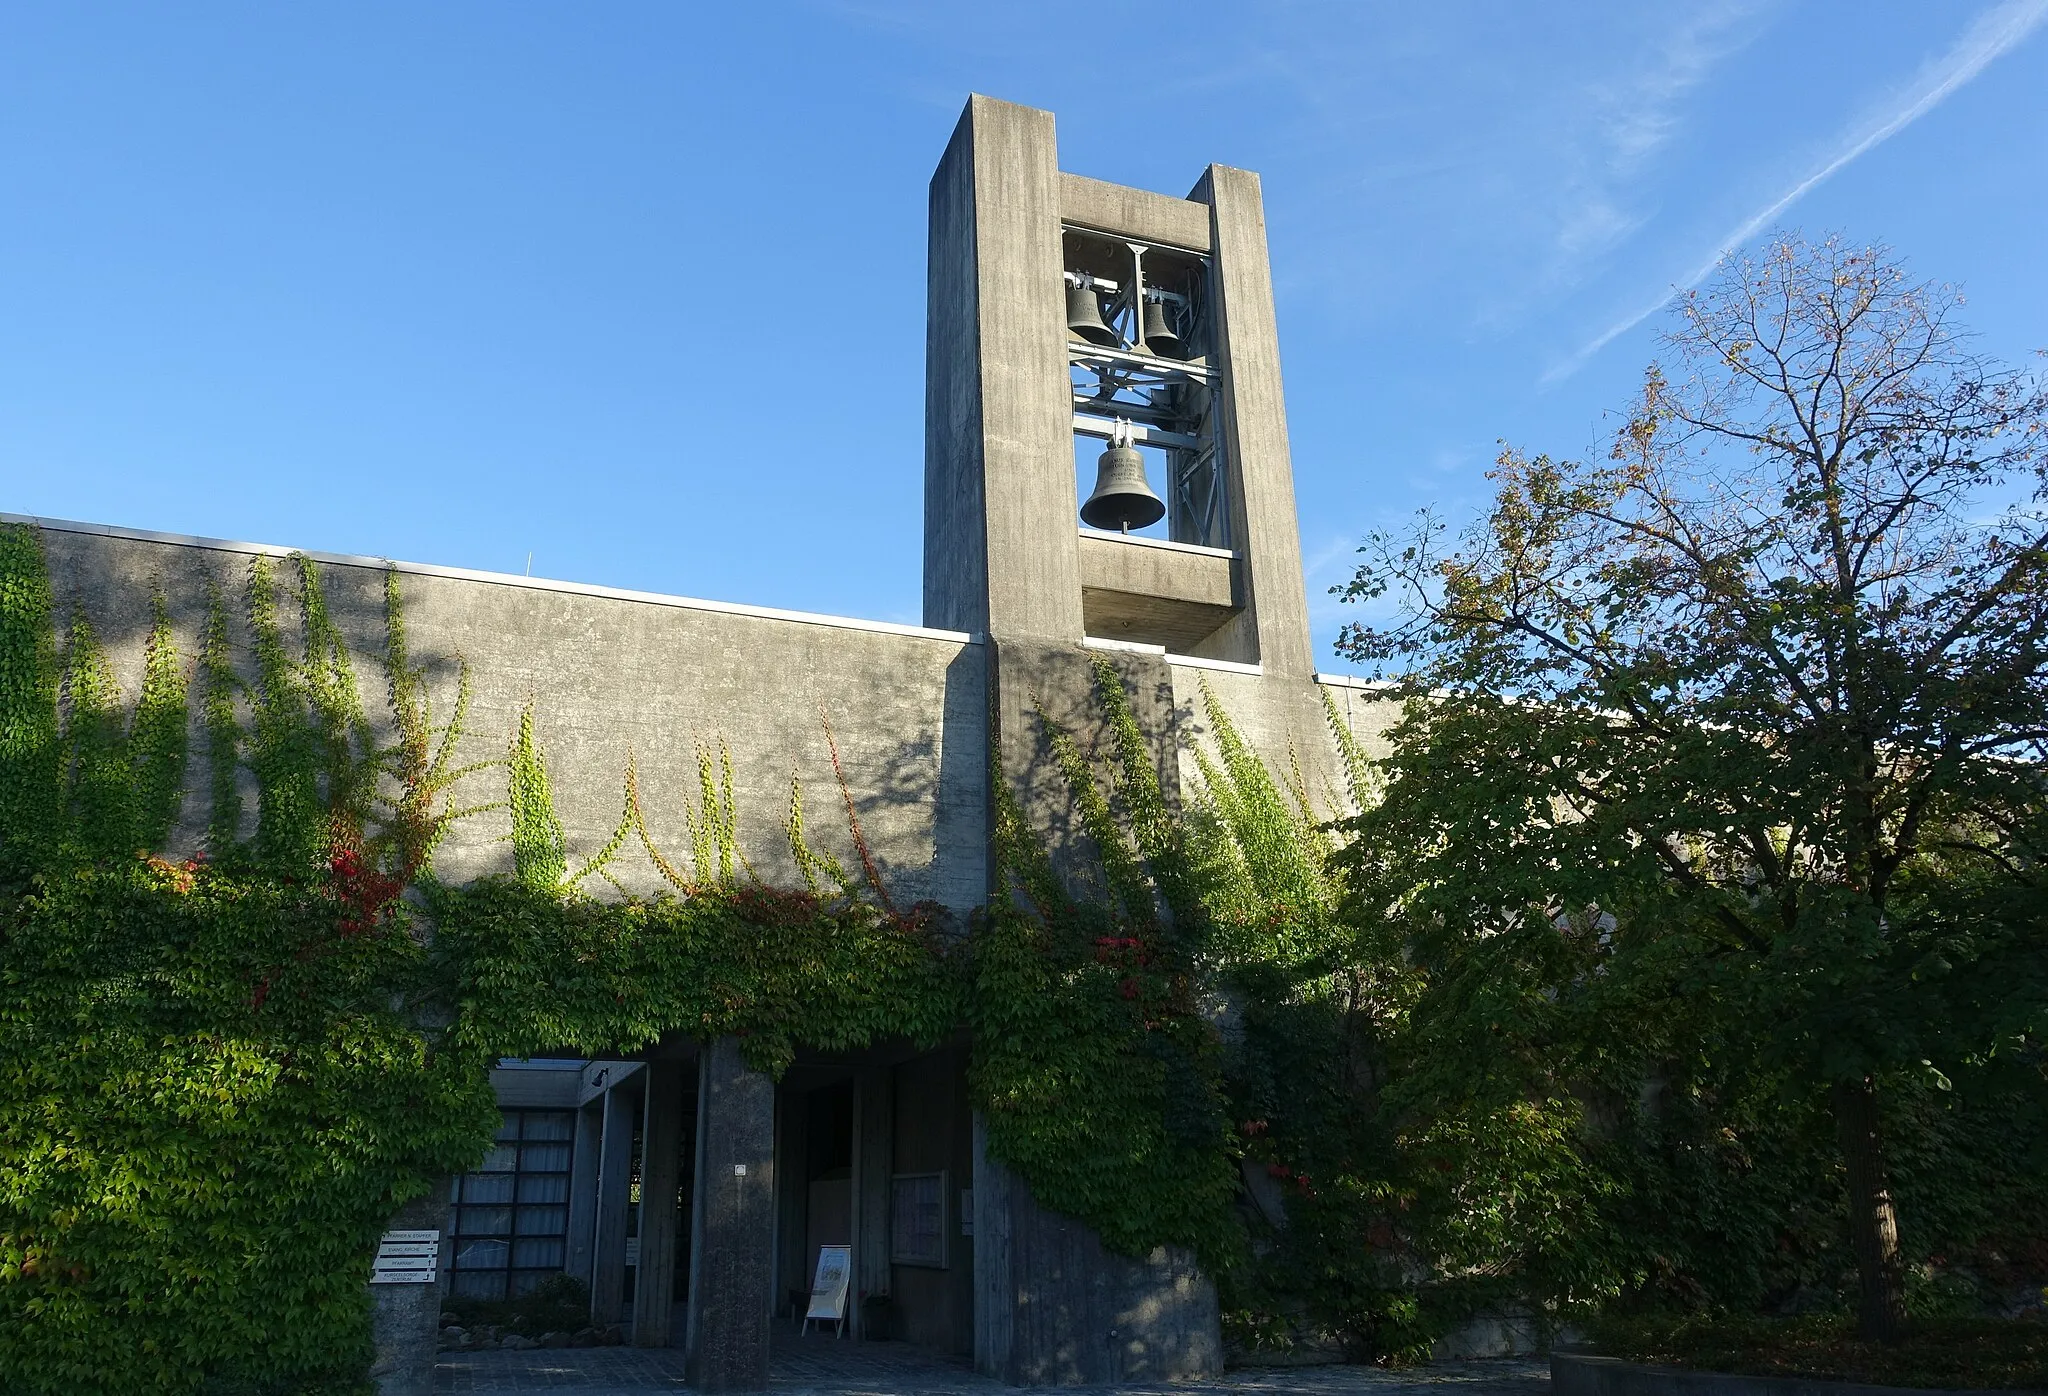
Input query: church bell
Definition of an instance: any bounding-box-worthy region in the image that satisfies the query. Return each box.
[1141,298,1185,358]
[1080,442,1166,532]
[1065,280,1119,347]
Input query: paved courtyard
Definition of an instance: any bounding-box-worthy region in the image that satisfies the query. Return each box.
[433,1331,1550,1396]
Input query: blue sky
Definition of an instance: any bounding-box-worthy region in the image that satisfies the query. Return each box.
[4,2,2044,671]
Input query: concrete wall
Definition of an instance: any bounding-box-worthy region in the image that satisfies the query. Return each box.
[924,96,1082,644]
[1165,661,1403,824]
[26,518,989,911]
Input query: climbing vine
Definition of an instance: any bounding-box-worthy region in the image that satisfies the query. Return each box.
[11,517,2025,1390]
[0,525,961,1392]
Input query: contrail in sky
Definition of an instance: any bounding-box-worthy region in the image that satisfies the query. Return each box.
[1546,0,2048,383]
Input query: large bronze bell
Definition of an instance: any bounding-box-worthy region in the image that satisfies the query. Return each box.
[1080,443,1166,532]
[1066,280,1119,347]
[1141,298,1185,358]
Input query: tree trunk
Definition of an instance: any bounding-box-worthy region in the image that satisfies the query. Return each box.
[1832,1075,1908,1343]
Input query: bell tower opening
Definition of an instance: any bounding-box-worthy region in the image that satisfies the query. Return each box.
[924,94,1314,677]
[1064,226,1228,551]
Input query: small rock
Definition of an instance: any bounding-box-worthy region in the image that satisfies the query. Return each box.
[473,1336,498,1350]
[602,1323,626,1345]
[438,1326,468,1351]
[501,1333,539,1351]
[540,1330,571,1348]
[571,1329,597,1348]
[439,1311,459,1326]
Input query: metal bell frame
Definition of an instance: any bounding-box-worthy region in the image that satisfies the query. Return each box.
[1063,227,1229,549]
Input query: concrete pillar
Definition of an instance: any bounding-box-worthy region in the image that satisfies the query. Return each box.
[565,1099,603,1290]
[633,1060,688,1347]
[972,1116,1218,1385]
[367,1180,449,1396]
[851,1066,894,1337]
[685,1036,776,1393]
[923,94,1081,643]
[1185,163,1315,679]
[590,1083,636,1326]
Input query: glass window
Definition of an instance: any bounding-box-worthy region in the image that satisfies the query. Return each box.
[454,1238,508,1269]
[457,1207,512,1236]
[520,1143,571,1172]
[891,1172,948,1268]
[518,1174,569,1205]
[516,1207,567,1236]
[522,1112,574,1141]
[462,1173,515,1205]
[453,1269,507,1300]
[446,1108,580,1296]
[513,1237,565,1269]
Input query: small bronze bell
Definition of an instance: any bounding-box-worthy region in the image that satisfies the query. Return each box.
[1066,280,1119,347]
[1081,443,1166,532]
[1141,298,1185,358]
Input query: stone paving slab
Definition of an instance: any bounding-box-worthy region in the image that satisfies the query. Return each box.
[433,1336,1548,1396]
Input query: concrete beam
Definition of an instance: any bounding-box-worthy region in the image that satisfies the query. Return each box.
[632,1061,688,1347]
[851,1066,894,1336]
[773,1083,810,1318]
[590,1084,636,1326]
[1058,172,1212,251]
[565,1100,603,1290]
[1079,531,1241,651]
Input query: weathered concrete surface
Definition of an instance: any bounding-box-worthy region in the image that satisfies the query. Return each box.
[26,521,989,911]
[1552,1353,2010,1396]
[368,1181,448,1396]
[923,95,1083,645]
[972,1116,1221,1385]
[1058,171,1213,251]
[1079,532,1240,652]
[992,638,1182,894]
[686,1037,776,1392]
[1185,165,1314,676]
[1168,664,1405,826]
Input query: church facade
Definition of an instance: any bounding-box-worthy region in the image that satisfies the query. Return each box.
[16,96,1395,1389]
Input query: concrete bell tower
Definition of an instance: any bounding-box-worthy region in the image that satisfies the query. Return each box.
[924,95,1320,1387]
[924,96,1313,675]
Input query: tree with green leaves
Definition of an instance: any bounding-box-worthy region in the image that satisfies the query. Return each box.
[1335,236,2048,1342]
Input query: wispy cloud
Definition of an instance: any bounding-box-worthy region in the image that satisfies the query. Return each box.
[1545,3,1765,272]
[1546,0,2048,382]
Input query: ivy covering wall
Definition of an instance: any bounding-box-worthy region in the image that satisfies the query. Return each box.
[2,522,2041,1392]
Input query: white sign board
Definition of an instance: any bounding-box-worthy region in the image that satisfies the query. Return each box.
[804,1244,851,1323]
[370,1228,440,1285]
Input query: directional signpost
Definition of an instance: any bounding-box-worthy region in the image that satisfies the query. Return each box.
[369,1229,440,1285]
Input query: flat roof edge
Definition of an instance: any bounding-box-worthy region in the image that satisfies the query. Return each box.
[4,513,983,647]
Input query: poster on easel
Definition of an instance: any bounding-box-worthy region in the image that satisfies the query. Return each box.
[803,1244,851,1335]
